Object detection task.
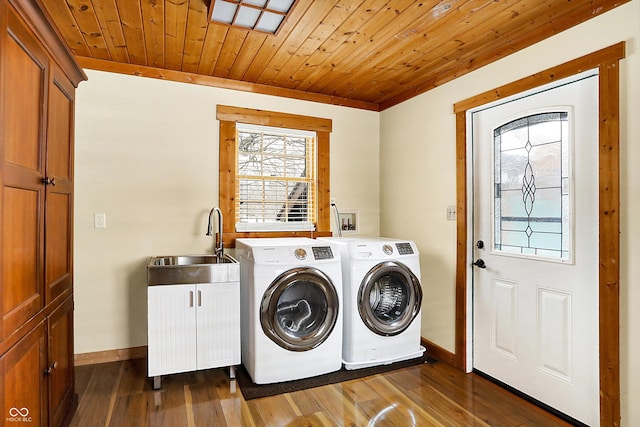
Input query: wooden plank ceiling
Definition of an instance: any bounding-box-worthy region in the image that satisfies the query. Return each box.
[40,0,628,111]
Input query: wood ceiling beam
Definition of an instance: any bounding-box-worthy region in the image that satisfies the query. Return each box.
[77,56,381,111]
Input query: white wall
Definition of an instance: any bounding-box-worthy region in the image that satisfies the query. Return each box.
[74,71,380,354]
[379,0,639,423]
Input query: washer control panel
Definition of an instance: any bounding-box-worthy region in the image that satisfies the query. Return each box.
[395,242,414,255]
[312,246,334,260]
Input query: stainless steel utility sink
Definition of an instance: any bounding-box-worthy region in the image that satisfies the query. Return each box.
[147,254,239,286]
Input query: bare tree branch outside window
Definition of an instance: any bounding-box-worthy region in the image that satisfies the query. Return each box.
[236,127,316,228]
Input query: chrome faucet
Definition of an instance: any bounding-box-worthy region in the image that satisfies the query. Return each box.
[206,207,224,260]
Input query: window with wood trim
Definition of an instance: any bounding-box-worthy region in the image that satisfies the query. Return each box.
[217,105,332,247]
[236,124,316,231]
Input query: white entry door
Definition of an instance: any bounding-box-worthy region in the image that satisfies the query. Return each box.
[471,72,599,426]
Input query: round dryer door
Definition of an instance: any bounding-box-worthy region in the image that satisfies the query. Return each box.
[260,267,339,352]
[358,261,422,336]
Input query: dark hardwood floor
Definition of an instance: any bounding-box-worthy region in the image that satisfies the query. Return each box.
[70,357,572,426]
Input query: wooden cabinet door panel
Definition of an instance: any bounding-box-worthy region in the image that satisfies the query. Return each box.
[44,69,74,304]
[1,10,48,172]
[46,73,74,182]
[1,6,47,339]
[44,192,71,303]
[47,297,74,427]
[1,322,46,426]
[2,187,43,338]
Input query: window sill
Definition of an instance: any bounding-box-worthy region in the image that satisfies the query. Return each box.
[224,231,333,248]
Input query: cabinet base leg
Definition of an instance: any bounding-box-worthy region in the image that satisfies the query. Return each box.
[229,366,236,379]
[152,376,161,390]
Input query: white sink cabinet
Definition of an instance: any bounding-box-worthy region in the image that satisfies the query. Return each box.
[147,263,240,390]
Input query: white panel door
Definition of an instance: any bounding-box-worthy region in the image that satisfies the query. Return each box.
[196,282,241,370]
[471,73,599,426]
[148,285,197,376]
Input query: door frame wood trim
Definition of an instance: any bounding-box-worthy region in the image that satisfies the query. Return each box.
[452,42,624,426]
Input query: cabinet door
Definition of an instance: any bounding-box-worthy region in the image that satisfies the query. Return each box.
[46,297,74,427]
[196,282,241,370]
[1,322,47,426]
[147,285,197,376]
[0,7,48,339]
[44,67,75,305]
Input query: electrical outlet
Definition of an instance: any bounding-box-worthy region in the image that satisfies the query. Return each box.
[330,197,336,205]
[94,213,107,229]
[446,206,457,221]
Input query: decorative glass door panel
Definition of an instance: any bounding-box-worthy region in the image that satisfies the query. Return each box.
[493,111,571,261]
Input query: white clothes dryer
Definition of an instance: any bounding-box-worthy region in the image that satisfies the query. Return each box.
[317,236,425,370]
[236,238,343,384]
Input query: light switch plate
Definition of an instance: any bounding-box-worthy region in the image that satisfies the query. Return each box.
[94,213,106,229]
[446,206,457,221]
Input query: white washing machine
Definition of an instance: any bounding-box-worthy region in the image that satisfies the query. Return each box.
[317,236,425,370]
[236,237,343,384]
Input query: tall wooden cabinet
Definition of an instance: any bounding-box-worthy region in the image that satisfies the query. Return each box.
[0,0,85,425]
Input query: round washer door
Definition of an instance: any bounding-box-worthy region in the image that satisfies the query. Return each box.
[260,267,339,351]
[358,261,422,336]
